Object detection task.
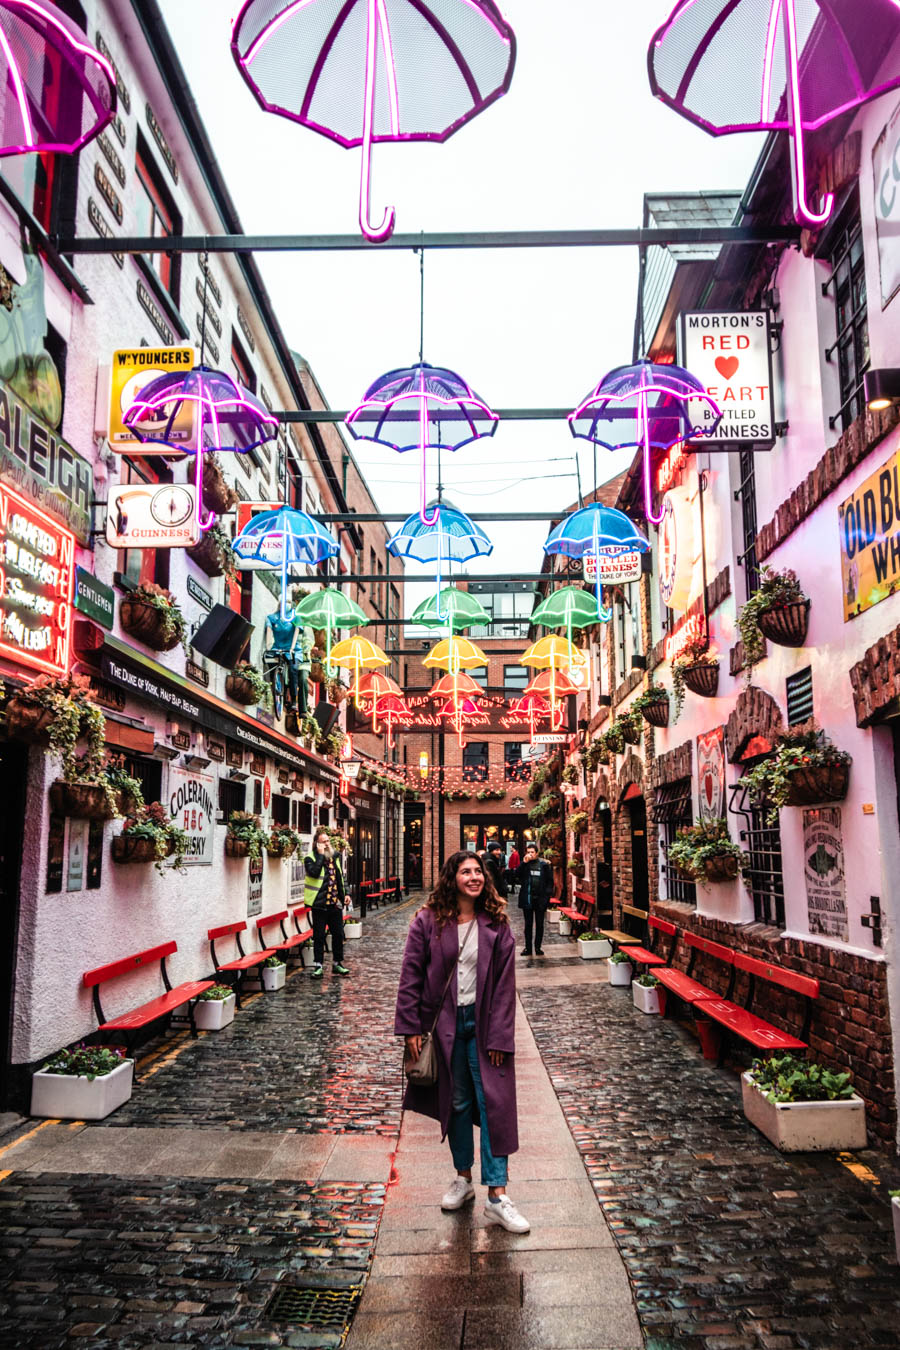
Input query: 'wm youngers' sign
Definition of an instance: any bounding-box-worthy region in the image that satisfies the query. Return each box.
[0,481,75,676]
[838,442,900,621]
[0,383,93,544]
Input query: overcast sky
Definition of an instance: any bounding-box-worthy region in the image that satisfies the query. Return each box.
[158,0,763,614]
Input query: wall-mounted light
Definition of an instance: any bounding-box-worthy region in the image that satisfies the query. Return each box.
[864,369,900,411]
[419,750,429,779]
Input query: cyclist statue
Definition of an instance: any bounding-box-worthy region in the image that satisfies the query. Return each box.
[261,590,314,719]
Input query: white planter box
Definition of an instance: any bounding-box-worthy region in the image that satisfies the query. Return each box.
[262,964,287,991]
[892,1197,900,1266]
[344,921,362,940]
[193,993,236,1031]
[632,980,661,1014]
[548,909,560,925]
[31,1058,134,1120]
[558,917,572,935]
[578,938,611,959]
[607,959,633,987]
[741,1072,867,1152]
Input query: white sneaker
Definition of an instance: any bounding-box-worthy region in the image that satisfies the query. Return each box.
[440,1175,476,1210]
[483,1194,530,1233]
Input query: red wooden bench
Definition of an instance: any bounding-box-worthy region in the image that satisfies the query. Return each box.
[256,909,312,967]
[208,920,282,1006]
[598,904,648,948]
[559,888,595,932]
[363,875,401,910]
[622,915,678,970]
[83,942,215,1047]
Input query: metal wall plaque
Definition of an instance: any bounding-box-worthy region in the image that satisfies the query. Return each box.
[186,659,209,687]
[236,307,256,352]
[111,114,127,147]
[97,132,126,185]
[199,259,222,307]
[87,197,124,267]
[187,575,213,610]
[145,103,179,182]
[137,280,174,345]
[197,304,222,339]
[94,163,123,223]
[95,32,131,114]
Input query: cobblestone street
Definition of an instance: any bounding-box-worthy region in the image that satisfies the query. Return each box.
[2,902,900,1348]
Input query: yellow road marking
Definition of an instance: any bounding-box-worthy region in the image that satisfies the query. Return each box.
[0,1117,59,1160]
[837,1152,881,1188]
[0,1170,12,1183]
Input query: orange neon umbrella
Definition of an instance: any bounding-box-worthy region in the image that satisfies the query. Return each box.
[521,635,586,720]
[357,670,402,734]
[508,689,553,743]
[428,671,483,700]
[330,635,390,704]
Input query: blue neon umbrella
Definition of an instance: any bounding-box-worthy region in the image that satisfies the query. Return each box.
[233,507,339,619]
[387,501,492,617]
[544,504,649,622]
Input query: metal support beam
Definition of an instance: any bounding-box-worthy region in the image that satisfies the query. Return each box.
[55,224,801,256]
[312,572,570,584]
[282,407,571,422]
[315,511,567,522]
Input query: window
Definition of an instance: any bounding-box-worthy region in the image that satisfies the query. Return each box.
[134,136,180,300]
[218,778,246,818]
[462,742,489,782]
[629,583,642,660]
[504,665,529,694]
[118,754,162,806]
[786,667,813,726]
[736,447,760,599]
[730,775,785,927]
[231,331,256,393]
[468,585,535,639]
[616,596,628,683]
[823,192,870,432]
[117,457,171,588]
[388,584,400,651]
[655,780,695,906]
[505,743,527,781]
[272,794,290,825]
[286,445,303,510]
[253,779,263,814]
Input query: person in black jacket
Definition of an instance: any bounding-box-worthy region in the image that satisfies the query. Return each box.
[304,827,350,978]
[482,840,508,899]
[515,843,553,957]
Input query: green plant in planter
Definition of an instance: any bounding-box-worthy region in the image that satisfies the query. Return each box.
[263,955,286,969]
[601,724,624,755]
[541,846,562,865]
[202,523,240,582]
[667,817,746,880]
[616,707,643,743]
[580,738,608,773]
[104,763,145,812]
[561,764,578,785]
[608,950,632,964]
[671,637,717,720]
[228,661,273,709]
[227,810,268,859]
[320,726,347,760]
[736,566,807,675]
[747,1053,854,1104]
[8,672,106,780]
[198,984,233,1002]
[567,856,585,875]
[532,763,549,789]
[299,713,320,743]
[736,720,851,824]
[632,681,670,716]
[635,972,659,988]
[565,809,588,836]
[41,1044,126,1079]
[577,930,607,941]
[119,802,189,872]
[528,792,558,825]
[267,824,303,857]
[131,581,189,652]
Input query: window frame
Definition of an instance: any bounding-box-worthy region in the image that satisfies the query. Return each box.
[821,190,870,433]
[134,134,181,301]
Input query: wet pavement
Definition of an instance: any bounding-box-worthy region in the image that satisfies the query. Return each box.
[1,896,900,1348]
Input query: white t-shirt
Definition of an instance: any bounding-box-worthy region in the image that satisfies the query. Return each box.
[456,920,478,1006]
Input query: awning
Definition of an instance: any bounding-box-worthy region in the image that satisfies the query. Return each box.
[653,778,692,823]
[103,714,155,755]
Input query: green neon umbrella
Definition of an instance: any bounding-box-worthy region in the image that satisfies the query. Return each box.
[530,586,602,648]
[293,587,369,674]
[411,585,491,632]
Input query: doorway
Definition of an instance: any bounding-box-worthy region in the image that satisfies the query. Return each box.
[346,815,380,900]
[594,803,613,925]
[0,743,26,1108]
[403,803,425,890]
[627,796,649,910]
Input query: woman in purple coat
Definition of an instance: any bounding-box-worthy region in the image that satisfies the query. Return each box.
[395,850,530,1233]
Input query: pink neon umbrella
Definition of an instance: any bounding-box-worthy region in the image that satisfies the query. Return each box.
[0,1,115,157]
[231,0,516,242]
[648,0,900,226]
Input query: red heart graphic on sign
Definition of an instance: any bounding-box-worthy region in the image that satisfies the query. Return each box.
[704,774,714,807]
[715,356,739,380]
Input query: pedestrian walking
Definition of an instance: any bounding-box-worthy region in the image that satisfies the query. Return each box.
[482,838,508,898]
[394,849,530,1233]
[516,842,553,957]
[304,827,350,979]
[506,844,521,895]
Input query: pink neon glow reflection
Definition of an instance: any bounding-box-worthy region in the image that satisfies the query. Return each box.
[0,21,33,148]
[782,0,832,225]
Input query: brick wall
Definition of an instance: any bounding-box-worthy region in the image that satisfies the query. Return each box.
[850,623,900,726]
[653,901,896,1146]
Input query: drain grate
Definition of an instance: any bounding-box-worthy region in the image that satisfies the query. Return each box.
[265,1284,362,1327]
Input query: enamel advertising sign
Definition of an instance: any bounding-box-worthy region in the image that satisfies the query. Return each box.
[838,440,900,621]
[679,310,775,447]
[167,765,214,867]
[108,346,196,448]
[106,483,200,549]
[696,726,726,824]
[584,547,643,584]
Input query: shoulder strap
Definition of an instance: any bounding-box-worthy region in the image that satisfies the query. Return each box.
[427,919,476,1037]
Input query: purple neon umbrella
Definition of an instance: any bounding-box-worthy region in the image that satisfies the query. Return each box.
[231,0,516,241]
[347,362,498,524]
[569,361,721,526]
[649,0,900,226]
[0,0,116,157]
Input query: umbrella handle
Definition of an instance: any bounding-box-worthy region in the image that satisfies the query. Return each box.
[782,0,833,226]
[419,418,439,526]
[639,389,666,526]
[359,0,396,242]
[195,447,216,532]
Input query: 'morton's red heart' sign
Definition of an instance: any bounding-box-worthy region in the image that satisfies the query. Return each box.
[715,356,739,379]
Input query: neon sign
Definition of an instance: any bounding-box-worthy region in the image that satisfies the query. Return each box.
[665,613,706,664]
[0,482,74,676]
[656,441,688,494]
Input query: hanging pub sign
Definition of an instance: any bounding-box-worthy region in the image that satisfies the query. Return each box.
[584,547,643,584]
[108,346,195,448]
[678,310,775,447]
[838,441,900,621]
[873,100,900,308]
[168,764,214,867]
[106,483,200,549]
[0,481,75,677]
[658,486,696,614]
[696,726,726,823]
[74,566,114,630]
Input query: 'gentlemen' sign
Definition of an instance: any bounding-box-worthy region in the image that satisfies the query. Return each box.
[679,310,775,447]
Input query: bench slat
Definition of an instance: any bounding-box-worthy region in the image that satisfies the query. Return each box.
[598,929,642,944]
[733,952,819,999]
[648,916,677,937]
[99,980,215,1030]
[83,942,177,988]
[655,969,719,1004]
[624,946,666,966]
[216,947,282,972]
[208,921,247,941]
[699,998,808,1050]
[256,911,289,929]
[684,933,735,965]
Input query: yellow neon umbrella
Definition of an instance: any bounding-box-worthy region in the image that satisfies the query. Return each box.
[423,636,488,675]
[520,635,587,719]
[329,635,390,704]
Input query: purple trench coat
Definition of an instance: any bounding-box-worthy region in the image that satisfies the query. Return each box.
[394,908,519,1157]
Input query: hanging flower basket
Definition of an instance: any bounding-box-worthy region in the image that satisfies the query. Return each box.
[641,696,670,728]
[187,532,227,578]
[111,834,174,865]
[119,597,180,652]
[225,836,250,858]
[757,599,810,648]
[114,790,142,818]
[786,760,850,807]
[5,698,55,744]
[310,660,327,685]
[49,781,116,821]
[683,661,719,698]
[703,854,740,883]
[225,672,257,705]
[202,455,237,515]
[620,719,642,746]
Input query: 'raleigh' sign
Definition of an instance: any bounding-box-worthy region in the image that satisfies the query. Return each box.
[679,310,776,448]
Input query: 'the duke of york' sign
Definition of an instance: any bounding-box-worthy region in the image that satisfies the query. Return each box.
[679,310,775,448]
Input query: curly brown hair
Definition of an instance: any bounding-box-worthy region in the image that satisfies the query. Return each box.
[420,850,509,929]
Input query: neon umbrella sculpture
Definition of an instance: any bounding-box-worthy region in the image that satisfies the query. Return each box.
[369,691,411,748]
[329,635,390,706]
[648,0,900,228]
[388,501,493,620]
[520,638,584,725]
[292,587,369,677]
[0,1,116,157]
[350,367,498,525]
[531,585,610,646]
[424,635,487,748]
[436,695,488,748]
[412,584,491,633]
[544,502,651,623]
[428,672,484,701]
[570,362,721,528]
[123,365,279,533]
[357,670,404,739]
[231,0,516,242]
[508,690,554,745]
[233,507,340,621]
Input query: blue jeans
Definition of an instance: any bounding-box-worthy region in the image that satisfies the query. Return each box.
[447,1003,508,1187]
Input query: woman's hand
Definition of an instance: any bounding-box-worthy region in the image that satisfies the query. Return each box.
[488,1049,505,1067]
[405,1035,422,1062]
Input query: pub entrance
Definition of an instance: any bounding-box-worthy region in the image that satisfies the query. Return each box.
[627,794,650,911]
[459,814,534,857]
[593,799,613,927]
[403,802,425,891]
